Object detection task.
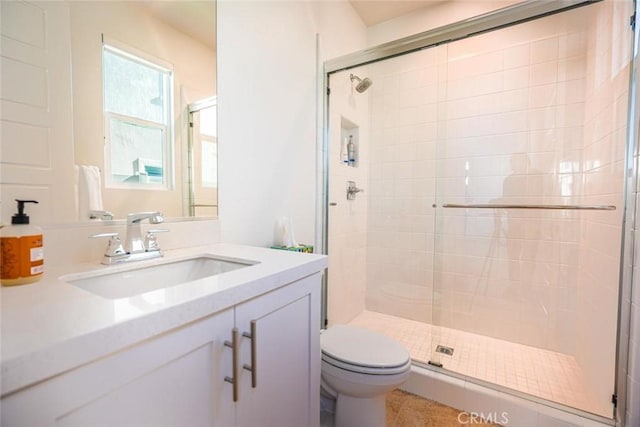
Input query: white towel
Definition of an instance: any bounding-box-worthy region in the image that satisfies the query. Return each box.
[77,165,104,220]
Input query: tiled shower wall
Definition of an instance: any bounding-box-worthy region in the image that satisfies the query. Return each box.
[326,70,371,325]
[365,2,628,406]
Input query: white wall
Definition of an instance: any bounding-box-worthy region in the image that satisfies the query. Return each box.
[70,1,216,219]
[217,0,367,247]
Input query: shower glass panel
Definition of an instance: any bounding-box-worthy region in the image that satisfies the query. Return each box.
[430,2,629,418]
[363,45,445,369]
[356,0,632,418]
[188,98,218,217]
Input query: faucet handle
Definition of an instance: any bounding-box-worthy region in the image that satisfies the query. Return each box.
[144,229,169,252]
[89,210,114,220]
[127,211,164,224]
[90,232,126,257]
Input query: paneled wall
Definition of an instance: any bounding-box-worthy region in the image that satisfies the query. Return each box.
[0,1,76,224]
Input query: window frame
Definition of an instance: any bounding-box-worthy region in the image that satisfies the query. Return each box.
[102,37,174,190]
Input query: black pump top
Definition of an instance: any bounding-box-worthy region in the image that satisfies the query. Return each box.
[12,199,38,224]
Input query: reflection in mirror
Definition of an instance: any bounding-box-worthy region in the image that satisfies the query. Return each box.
[188,97,218,217]
[102,41,173,189]
[70,0,216,220]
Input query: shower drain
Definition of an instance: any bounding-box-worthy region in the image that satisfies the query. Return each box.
[435,345,454,356]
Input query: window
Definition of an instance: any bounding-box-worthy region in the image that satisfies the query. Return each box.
[102,41,173,189]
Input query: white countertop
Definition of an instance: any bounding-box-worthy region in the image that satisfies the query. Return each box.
[0,244,327,396]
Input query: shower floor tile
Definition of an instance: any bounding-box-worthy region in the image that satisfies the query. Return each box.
[348,310,611,418]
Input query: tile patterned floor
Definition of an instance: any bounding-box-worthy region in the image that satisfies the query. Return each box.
[387,389,502,427]
[320,389,501,427]
[349,310,610,418]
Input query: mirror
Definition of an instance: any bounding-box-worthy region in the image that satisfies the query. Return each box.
[70,0,216,220]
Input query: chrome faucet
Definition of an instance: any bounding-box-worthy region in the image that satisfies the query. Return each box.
[125,212,164,254]
[91,211,167,265]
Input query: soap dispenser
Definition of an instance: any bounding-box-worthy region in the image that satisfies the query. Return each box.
[1,199,44,286]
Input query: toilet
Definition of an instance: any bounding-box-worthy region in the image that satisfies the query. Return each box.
[320,325,411,427]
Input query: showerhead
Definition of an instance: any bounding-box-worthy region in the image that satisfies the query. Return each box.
[350,73,373,93]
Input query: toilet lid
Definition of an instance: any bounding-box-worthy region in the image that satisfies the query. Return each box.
[320,325,409,369]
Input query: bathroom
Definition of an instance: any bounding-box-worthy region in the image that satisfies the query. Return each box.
[1,0,639,426]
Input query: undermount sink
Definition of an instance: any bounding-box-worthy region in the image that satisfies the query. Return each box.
[65,256,255,299]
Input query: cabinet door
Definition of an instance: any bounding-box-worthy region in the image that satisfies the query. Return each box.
[235,273,321,427]
[1,309,235,427]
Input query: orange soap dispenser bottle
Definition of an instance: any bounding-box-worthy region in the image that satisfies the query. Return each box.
[1,200,44,286]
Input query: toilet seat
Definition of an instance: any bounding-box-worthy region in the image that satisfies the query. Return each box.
[321,325,410,375]
[322,353,411,375]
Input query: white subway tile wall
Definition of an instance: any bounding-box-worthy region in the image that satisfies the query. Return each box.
[360,1,631,416]
[326,69,371,325]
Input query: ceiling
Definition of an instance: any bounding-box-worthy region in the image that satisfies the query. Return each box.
[138,0,442,51]
[349,0,444,26]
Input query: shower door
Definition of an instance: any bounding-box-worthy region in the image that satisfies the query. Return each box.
[325,0,634,419]
[429,1,632,417]
[188,98,218,217]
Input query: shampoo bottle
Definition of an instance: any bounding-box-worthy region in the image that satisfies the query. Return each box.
[340,137,349,165]
[1,200,44,286]
[347,135,356,166]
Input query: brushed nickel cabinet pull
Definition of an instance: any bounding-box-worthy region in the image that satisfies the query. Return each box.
[224,327,240,402]
[242,320,257,388]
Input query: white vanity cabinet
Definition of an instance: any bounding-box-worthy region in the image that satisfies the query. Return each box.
[1,273,321,427]
[235,274,320,427]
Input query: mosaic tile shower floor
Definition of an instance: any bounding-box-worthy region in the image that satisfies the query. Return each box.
[349,310,609,417]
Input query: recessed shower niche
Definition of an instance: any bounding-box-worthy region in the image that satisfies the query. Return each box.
[340,117,359,168]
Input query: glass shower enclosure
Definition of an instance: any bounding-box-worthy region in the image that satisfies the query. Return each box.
[324,0,635,419]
